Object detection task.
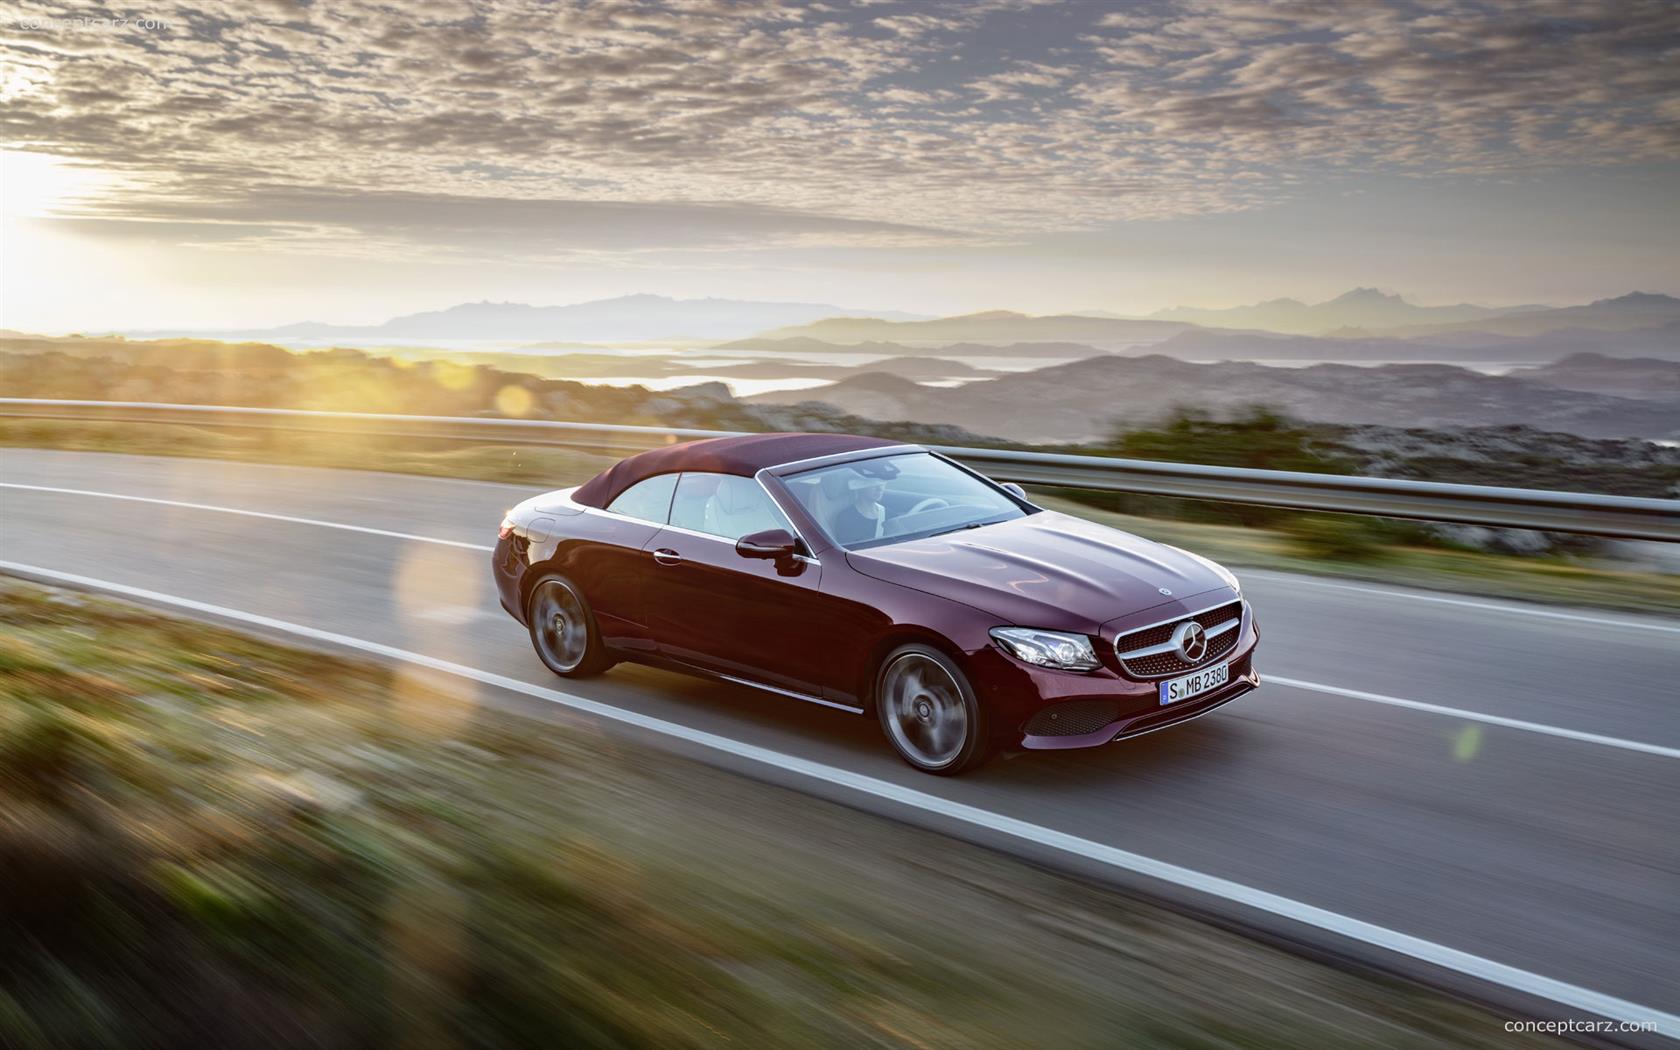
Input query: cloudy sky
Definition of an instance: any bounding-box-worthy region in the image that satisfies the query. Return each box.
[2,0,1677,331]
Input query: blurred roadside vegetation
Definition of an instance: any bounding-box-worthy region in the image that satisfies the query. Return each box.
[4,337,1676,614]
[0,579,1567,1049]
[1050,408,1418,548]
[1055,407,1669,552]
[1031,494,1680,613]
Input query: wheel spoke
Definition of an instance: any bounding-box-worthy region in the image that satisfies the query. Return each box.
[882,653,968,769]
[531,581,588,672]
[928,720,951,753]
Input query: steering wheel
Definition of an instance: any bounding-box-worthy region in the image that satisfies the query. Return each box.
[907,497,951,515]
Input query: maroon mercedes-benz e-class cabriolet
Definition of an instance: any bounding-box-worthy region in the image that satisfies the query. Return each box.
[492,433,1258,774]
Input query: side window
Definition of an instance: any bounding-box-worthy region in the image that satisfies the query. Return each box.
[670,472,790,541]
[606,474,677,524]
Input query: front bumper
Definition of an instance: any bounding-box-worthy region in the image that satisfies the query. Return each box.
[1018,663,1258,750]
[969,608,1260,751]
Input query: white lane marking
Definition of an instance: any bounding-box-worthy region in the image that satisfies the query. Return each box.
[0,483,494,552]
[1269,676,1680,761]
[2,560,1677,1039]
[16,479,1673,635]
[1248,570,1680,635]
[414,605,494,625]
[4,483,1673,759]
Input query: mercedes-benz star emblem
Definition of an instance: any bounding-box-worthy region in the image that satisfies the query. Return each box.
[1172,620,1208,663]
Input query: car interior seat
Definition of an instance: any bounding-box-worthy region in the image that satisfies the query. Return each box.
[704,475,781,539]
[669,473,718,532]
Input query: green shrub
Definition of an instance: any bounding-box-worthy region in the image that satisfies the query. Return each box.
[1281,515,1387,561]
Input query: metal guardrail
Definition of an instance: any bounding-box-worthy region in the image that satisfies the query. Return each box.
[2,398,1676,541]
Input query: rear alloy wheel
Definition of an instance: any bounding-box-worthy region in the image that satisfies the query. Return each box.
[526,576,614,678]
[876,644,990,775]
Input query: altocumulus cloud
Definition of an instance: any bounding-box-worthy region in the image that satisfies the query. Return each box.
[2,0,1676,260]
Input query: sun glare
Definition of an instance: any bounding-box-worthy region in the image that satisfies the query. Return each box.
[1,150,111,218]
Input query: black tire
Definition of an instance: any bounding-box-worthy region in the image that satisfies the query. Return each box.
[875,643,990,775]
[525,575,615,678]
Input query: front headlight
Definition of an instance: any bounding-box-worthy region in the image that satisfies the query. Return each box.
[990,627,1101,671]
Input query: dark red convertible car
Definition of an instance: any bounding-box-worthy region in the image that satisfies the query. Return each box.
[492,433,1258,774]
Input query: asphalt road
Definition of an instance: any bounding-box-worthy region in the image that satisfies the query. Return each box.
[3,449,1677,1032]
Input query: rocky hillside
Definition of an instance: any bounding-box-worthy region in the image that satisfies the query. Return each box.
[1314,423,1679,498]
[1508,353,1680,400]
[724,325,1680,365]
[749,354,1680,442]
[1148,325,1680,363]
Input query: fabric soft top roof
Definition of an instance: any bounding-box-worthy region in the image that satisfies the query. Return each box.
[571,432,904,508]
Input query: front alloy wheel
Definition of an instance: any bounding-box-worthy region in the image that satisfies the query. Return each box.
[527,576,613,677]
[876,644,989,775]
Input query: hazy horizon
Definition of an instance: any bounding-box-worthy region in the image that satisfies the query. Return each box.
[3,1,1678,332]
[17,283,1671,339]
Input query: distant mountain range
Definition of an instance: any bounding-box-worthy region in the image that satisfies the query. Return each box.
[1144,322,1680,363]
[723,322,1680,365]
[750,311,1194,347]
[85,288,1680,357]
[748,354,1680,443]
[1371,292,1680,338]
[716,337,1107,357]
[749,292,1680,349]
[1149,289,1680,340]
[114,295,930,344]
[1148,288,1548,335]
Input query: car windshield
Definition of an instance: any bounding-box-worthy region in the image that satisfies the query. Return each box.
[786,452,1027,550]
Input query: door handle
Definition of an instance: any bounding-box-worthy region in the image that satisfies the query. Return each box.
[652,548,683,566]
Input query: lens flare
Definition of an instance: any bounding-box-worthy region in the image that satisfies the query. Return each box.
[495,384,535,417]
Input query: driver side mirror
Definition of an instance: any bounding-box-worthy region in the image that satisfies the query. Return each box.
[1000,482,1026,499]
[736,528,798,560]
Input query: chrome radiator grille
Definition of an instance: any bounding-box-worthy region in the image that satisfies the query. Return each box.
[1113,601,1243,679]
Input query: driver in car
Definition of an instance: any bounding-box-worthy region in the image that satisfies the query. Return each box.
[831,474,887,545]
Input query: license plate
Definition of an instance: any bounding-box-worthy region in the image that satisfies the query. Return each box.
[1159,662,1229,705]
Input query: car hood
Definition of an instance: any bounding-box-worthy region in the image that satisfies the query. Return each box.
[846,511,1231,633]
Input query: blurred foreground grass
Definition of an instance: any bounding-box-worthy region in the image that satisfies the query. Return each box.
[3,419,1675,614]
[0,578,1562,1049]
